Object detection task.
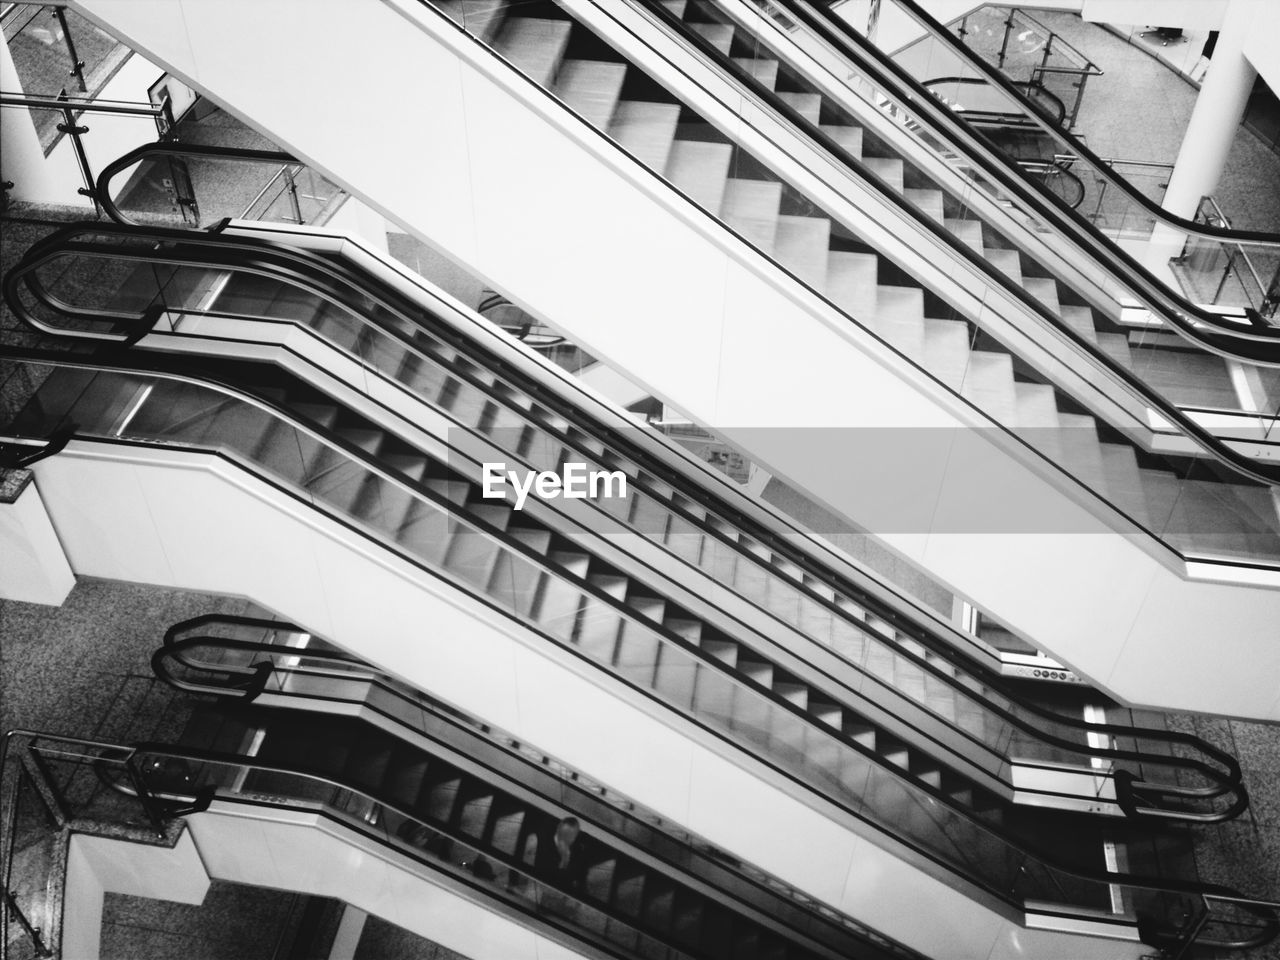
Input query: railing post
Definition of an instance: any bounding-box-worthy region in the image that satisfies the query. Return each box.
[3,889,54,959]
[52,7,87,94]
[997,13,1013,69]
[122,755,170,840]
[1214,249,1237,304]
[284,167,303,224]
[1261,263,1280,320]
[54,90,100,217]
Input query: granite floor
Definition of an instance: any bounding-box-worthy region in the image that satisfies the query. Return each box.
[100,883,304,960]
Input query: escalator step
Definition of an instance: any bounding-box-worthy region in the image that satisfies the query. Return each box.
[629,492,672,537]
[353,475,419,535]
[609,100,683,173]
[420,772,463,824]
[776,91,822,123]
[763,578,801,620]
[508,524,553,555]
[819,122,870,160]
[344,737,394,788]
[534,575,586,637]
[455,790,495,840]
[555,59,627,131]
[612,870,646,917]
[665,140,734,214]
[383,752,431,806]
[396,351,451,402]
[670,897,706,945]
[548,550,592,579]
[688,22,733,54]
[494,17,572,88]
[575,596,624,663]
[436,0,508,42]
[653,646,698,706]
[656,609,698,638]
[489,808,526,856]
[641,882,676,931]
[443,528,503,591]
[584,857,617,903]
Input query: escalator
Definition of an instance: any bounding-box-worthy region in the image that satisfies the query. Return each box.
[2,221,1275,954]
[60,0,1280,721]
[3,219,1254,818]
[123,614,909,960]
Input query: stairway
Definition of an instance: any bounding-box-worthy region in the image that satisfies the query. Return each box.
[430,0,1280,559]
[176,705,824,960]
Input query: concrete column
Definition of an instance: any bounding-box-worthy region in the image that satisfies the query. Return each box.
[1161,0,1260,220]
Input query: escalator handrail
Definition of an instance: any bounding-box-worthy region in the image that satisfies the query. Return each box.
[3,224,1251,807]
[94,143,300,228]
[87,738,709,960]
[118,735,1280,949]
[156,621,1245,820]
[633,0,1280,374]
[151,617,927,960]
[2,346,1266,926]
[768,0,1280,354]
[3,222,1253,816]
[920,74,1068,127]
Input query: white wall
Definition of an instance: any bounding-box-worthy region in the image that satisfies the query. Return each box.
[32,443,1144,960]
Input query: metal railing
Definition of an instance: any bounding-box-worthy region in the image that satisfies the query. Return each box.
[0,730,179,960]
[1184,196,1280,320]
[950,4,1101,129]
[0,92,174,214]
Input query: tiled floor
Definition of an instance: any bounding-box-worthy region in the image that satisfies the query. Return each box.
[100,883,302,960]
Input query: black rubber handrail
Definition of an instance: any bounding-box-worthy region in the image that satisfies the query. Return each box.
[87,741,707,960]
[769,0,1280,353]
[1,222,1255,820]
[96,726,1280,951]
[152,615,926,960]
[5,344,1273,944]
[155,617,1247,824]
[921,74,1067,127]
[94,142,299,227]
